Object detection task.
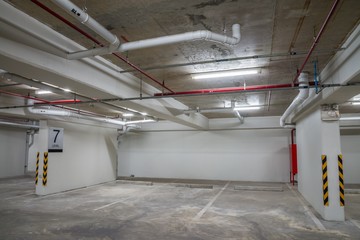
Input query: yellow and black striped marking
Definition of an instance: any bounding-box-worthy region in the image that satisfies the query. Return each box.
[338,154,345,206]
[322,155,329,206]
[42,152,48,186]
[35,152,40,185]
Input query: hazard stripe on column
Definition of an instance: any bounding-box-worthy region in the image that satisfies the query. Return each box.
[322,155,329,206]
[338,154,345,206]
[42,152,48,186]
[35,152,39,185]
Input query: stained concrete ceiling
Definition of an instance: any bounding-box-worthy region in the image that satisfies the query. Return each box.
[1,0,360,122]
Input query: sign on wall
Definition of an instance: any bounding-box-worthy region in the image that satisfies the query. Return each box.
[48,127,64,152]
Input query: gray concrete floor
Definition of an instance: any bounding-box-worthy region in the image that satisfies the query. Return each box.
[0,176,360,239]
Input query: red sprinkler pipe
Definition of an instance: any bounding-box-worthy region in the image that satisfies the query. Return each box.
[34,99,81,105]
[292,0,340,84]
[30,0,174,93]
[0,89,105,118]
[155,83,294,96]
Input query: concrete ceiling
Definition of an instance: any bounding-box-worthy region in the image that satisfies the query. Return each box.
[0,0,360,123]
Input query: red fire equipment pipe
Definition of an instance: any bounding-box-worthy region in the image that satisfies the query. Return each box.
[30,0,174,93]
[155,83,294,97]
[292,0,340,84]
[0,89,105,118]
[34,99,81,105]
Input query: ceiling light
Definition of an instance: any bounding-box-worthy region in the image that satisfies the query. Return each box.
[192,68,260,80]
[340,116,360,121]
[63,88,71,92]
[126,119,156,124]
[35,90,52,95]
[233,106,261,111]
[351,102,360,105]
[123,113,134,117]
[140,112,148,116]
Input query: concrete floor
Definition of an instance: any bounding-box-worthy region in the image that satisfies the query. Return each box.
[0,177,360,239]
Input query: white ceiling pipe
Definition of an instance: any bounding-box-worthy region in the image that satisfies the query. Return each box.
[27,107,126,126]
[51,0,120,48]
[68,24,241,59]
[118,24,241,52]
[0,121,40,129]
[280,72,309,127]
[57,0,240,60]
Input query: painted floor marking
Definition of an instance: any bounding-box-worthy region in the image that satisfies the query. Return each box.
[349,218,360,230]
[286,183,326,231]
[3,192,34,200]
[94,200,123,211]
[193,181,230,220]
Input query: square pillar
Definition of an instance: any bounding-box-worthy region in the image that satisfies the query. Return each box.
[296,107,344,221]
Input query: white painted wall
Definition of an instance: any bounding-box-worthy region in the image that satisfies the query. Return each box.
[35,120,118,195]
[118,128,290,182]
[0,127,26,178]
[341,134,360,184]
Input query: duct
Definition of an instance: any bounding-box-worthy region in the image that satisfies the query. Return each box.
[53,0,240,60]
[280,72,309,127]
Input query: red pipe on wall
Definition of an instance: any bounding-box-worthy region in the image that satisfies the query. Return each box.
[30,0,174,93]
[292,0,340,84]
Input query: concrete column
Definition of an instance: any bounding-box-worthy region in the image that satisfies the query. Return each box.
[297,107,344,221]
[35,120,49,196]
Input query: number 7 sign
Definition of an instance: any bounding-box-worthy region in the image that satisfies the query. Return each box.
[48,127,64,152]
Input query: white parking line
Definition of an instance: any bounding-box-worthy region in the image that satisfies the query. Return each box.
[286,183,326,231]
[4,192,34,200]
[94,200,122,211]
[193,181,230,220]
[349,218,360,229]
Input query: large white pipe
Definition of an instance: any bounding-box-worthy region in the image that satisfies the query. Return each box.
[51,0,120,47]
[68,24,241,59]
[119,24,241,52]
[58,0,241,60]
[280,72,309,127]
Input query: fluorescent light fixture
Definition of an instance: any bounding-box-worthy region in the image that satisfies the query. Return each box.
[233,106,261,111]
[351,102,360,105]
[126,119,156,124]
[123,113,134,117]
[140,112,148,116]
[192,68,260,80]
[339,116,360,121]
[35,90,52,95]
[63,88,71,92]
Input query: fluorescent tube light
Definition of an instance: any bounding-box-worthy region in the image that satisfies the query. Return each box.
[192,68,260,80]
[123,113,134,117]
[35,90,52,95]
[63,88,71,92]
[351,102,360,105]
[340,116,360,121]
[126,119,155,124]
[233,106,261,111]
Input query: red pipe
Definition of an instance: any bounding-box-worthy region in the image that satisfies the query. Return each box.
[292,0,340,84]
[291,128,295,145]
[155,83,294,96]
[0,89,105,118]
[30,0,174,93]
[34,99,81,104]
